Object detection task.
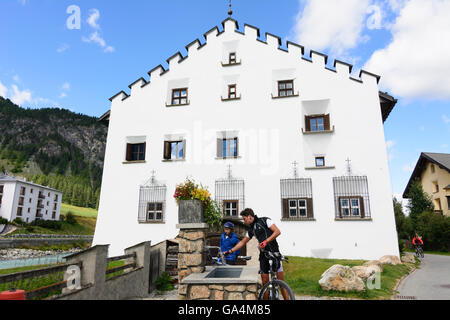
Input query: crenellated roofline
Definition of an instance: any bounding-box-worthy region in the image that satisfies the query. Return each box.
[106,17,392,120]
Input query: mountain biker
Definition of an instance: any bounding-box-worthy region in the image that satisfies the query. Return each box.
[412,233,424,247]
[224,208,289,299]
[219,222,240,265]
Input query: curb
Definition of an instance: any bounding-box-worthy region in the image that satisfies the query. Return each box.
[391,262,419,300]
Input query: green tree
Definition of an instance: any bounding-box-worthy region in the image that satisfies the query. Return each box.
[416,211,450,252]
[406,179,434,228]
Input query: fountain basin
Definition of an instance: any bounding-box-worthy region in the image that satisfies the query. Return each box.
[206,267,243,279]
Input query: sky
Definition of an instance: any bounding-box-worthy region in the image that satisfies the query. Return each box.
[1,0,449,201]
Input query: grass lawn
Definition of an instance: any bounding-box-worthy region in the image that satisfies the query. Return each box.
[8,216,96,236]
[283,256,418,300]
[60,203,98,218]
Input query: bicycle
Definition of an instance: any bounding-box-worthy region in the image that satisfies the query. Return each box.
[257,250,295,300]
[414,244,424,258]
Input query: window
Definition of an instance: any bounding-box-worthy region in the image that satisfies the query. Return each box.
[138,184,167,223]
[126,143,146,162]
[229,52,237,64]
[447,196,450,210]
[20,187,26,196]
[433,181,439,193]
[28,208,30,213]
[147,202,163,221]
[18,197,24,206]
[222,138,238,158]
[278,80,294,97]
[333,176,370,219]
[17,207,23,217]
[431,164,435,173]
[223,200,238,217]
[171,88,188,105]
[228,84,237,99]
[305,114,331,132]
[163,140,186,160]
[30,188,33,194]
[315,157,325,167]
[339,197,362,217]
[55,194,58,202]
[52,211,56,219]
[53,203,57,210]
[281,178,314,220]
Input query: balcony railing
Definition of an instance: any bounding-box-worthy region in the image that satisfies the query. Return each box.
[38,194,45,199]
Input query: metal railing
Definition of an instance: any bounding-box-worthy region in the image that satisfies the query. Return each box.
[0,262,82,300]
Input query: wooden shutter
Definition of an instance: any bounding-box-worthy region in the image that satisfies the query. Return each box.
[306,198,314,218]
[163,141,171,160]
[282,199,289,219]
[338,197,342,218]
[126,144,132,161]
[235,137,239,157]
[142,142,147,161]
[359,196,365,218]
[324,114,331,131]
[305,116,311,132]
[217,139,223,158]
[182,140,186,159]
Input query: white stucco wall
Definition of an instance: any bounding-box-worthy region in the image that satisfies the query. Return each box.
[93,19,399,260]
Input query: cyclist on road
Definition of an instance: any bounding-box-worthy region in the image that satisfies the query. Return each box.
[412,233,424,247]
[219,222,240,265]
[224,208,289,300]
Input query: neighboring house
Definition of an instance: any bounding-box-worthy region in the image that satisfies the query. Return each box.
[94,18,400,260]
[403,152,450,216]
[0,174,63,223]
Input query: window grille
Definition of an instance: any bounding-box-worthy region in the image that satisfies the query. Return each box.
[280,178,314,219]
[138,184,167,223]
[280,178,312,199]
[215,179,245,218]
[332,176,371,219]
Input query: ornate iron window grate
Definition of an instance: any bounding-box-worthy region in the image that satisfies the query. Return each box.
[280,178,313,199]
[332,176,371,219]
[215,179,245,218]
[138,184,167,223]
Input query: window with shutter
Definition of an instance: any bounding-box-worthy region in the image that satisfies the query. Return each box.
[163,140,185,160]
[333,176,371,220]
[126,143,146,161]
[280,178,314,220]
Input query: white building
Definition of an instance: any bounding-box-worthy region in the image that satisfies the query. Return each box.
[94,18,400,260]
[0,174,63,223]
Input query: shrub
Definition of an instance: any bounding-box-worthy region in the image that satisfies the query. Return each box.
[0,217,8,225]
[25,225,34,232]
[65,212,77,225]
[155,272,174,292]
[33,219,62,230]
[59,215,65,222]
[416,211,450,252]
[13,217,26,226]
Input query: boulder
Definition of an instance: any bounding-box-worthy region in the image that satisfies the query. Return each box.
[319,264,366,292]
[401,253,416,264]
[351,266,376,281]
[363,260,383,273]
[379,255,402,265]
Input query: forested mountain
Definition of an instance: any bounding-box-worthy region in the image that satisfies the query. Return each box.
[0,97,107,208]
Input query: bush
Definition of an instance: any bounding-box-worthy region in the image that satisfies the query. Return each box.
[13,217,26,226]
[33,219,62,230]
[0,217,8,225]
[65,212,77,225]
[416,211,450,252]
[155,272,174,292]
[25,225,34,232]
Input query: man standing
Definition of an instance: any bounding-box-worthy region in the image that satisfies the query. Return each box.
[224,208,288,299]
[220,222,240,265]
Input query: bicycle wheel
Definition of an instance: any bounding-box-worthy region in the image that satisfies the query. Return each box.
[258,280,295,300]
[419,248,424,258]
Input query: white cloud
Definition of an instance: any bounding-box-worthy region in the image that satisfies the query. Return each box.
[443,114,450,124]
[10,84,32,105]
[13,75,20,83]
[87,9,101,30]
[364,0,450,100]
[62,82,70,91]
[57,44,69,53]
[290,0,370,56]
[59,92,67,99]
[0,81,8,97]
[402,163,415,172]
[82,9,114,53]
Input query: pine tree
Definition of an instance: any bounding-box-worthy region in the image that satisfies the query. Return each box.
[406,179,434,229]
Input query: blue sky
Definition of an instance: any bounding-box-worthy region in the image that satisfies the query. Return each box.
[1,0,449,199]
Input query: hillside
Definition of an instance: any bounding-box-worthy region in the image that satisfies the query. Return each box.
[0,97,107,208]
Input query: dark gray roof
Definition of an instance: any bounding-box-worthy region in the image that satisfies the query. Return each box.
[0,174,63,193]
[403,152,450,197]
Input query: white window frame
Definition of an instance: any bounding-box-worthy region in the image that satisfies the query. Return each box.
[288,198,308,218]
[147,202,164,222]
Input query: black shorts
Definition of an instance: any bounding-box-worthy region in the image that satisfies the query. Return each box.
[258,252,283,274]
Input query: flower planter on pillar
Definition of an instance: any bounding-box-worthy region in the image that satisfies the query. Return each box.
[178,200,204,224]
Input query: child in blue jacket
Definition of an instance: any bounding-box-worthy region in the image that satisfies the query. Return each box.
[220,222,240,265]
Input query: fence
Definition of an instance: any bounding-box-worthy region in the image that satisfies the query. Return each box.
[0,262,82,300]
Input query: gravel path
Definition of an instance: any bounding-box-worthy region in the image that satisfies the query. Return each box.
[396,254,450,300]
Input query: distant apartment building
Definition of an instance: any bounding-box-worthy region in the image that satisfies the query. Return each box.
[403,152,450,216]
[0,174,63,223]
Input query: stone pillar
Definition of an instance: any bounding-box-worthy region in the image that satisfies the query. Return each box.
[176,223,209,299]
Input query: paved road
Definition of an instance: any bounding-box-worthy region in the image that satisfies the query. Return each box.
[397,254,450,300]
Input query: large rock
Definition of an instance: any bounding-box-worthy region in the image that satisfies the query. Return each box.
[351,266,376,281]
[379,255,402,265]
[401,253,416,264]
[319,265,366,292]
[363,260,383,273]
